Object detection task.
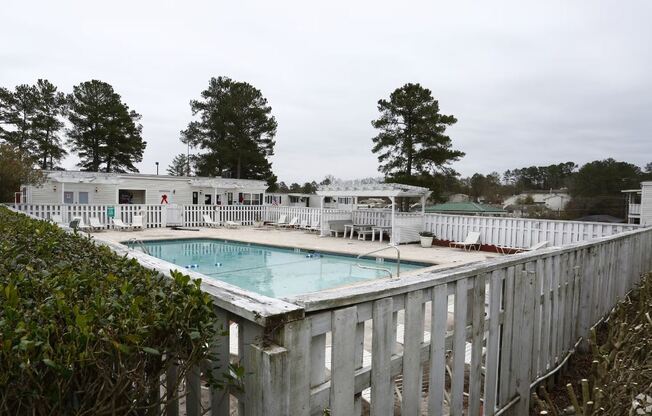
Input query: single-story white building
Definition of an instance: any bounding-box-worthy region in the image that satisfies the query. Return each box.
[502,189,571,212]
[20,171,268,206]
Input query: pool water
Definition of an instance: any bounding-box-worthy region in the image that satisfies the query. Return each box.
[127,238,426,298]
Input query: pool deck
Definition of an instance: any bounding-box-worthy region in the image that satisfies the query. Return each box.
[92,225,500,271]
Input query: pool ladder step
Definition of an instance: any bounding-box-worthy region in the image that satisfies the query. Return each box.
[128,238,150,256]
[356,245,400,279]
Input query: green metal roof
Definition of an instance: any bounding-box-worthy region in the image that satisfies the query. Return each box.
[425,202,506,214]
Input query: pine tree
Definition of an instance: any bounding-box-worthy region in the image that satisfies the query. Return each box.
[67,80,146,172]
[167,153,192,176]
[0,80,68,169]
[181,76,277,180]
[33,80,67,169]
[371,83,464,179]
[0,84,38,155]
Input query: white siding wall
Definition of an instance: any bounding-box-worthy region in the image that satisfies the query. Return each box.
[29,177,266,206]
[29,181,118,204]
[641,182,652,226]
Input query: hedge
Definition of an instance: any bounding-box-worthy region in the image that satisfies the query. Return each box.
[0,206,223,415]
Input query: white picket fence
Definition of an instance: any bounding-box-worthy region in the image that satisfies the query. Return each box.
[425,213,642,248]
[8,203,167,228]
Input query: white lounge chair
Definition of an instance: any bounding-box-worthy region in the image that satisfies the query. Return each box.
[270,215,287,228]
[132,215,144,230]
[498,240,548,254]
[203,215,220,228]
[307,219,320,232]
[280,217,299,229]
[449,231,481,251]
[298,219,309,230]
[112,218,132,231]
[89,217,106,231]
[50,214,64,225]
[73,217,93,232]
[224,220,241,229]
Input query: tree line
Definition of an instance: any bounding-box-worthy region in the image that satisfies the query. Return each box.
[0,80,145,172]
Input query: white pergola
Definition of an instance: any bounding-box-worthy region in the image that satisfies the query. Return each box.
[316,183,431,243]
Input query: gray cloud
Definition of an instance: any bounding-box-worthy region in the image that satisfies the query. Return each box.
[2,0,651,182]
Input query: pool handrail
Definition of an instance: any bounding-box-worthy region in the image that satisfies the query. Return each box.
[355,244,400,278]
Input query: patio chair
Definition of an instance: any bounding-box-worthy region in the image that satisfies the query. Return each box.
[132,215,144,231]
[112,218,133,231]
[270,215,287,228]
[298,219,309,230]
[50,214,64,225]
[498,240,548,254]
[70,217,92,232]
[449,231,481,251]
[89,217,106,231]
[280,217,299,229]
[203,214,220,228]
[307,219,320,232]
[225,220,241,229]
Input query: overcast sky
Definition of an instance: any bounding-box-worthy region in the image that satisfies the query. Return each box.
[2,0,651,183]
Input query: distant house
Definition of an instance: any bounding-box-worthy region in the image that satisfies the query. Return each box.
[426,202,507,216]
[19,171,267,206]
[502,189,571,212]
[622,181,652,225]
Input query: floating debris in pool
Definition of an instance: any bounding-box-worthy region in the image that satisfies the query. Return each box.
[185,264,199,269]
[214,262,222,267]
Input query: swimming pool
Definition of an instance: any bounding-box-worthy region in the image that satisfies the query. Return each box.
[126,238,427,298]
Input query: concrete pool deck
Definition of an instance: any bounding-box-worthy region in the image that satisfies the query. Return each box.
[92,225,500,271]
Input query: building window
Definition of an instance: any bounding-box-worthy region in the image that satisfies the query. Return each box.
[78,192,89,204]
[227,192,233,205]
[64,191,74,204]
[204,194,212,205]
[337,197,352,205]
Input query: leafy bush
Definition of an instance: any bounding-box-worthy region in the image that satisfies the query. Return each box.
[0,206,222,415]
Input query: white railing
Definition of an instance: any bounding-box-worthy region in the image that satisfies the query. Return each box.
[219,205,267,225]
[424,213,642,249]
[630,203,642,215]
[265,206,323,225]
[8,203,166,228]
[352,209,392,227]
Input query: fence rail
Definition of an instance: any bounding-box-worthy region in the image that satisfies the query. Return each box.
[424,213,641,248]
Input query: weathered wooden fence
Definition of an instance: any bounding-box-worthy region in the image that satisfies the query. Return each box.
[8,205,652,415]
[424,213,641,248]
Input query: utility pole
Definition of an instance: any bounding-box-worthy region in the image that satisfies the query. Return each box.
[155,162,159,175]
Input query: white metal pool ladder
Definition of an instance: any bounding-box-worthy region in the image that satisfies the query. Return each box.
[356,245,401,279]
[128,238,150,256]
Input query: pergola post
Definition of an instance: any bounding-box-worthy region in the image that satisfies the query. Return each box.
[390,196,396,245]
[319,195,325,237]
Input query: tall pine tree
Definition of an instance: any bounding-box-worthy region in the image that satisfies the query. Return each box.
[0,84,38,155]
[33,80,67,169]
[181,76,277,180]
[67,80,146,172]
[371,83,464,180]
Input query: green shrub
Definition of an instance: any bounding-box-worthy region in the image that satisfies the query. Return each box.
[0,206,222,415]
